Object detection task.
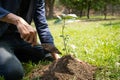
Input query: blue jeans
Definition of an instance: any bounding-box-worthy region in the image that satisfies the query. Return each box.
[0,28,51,80]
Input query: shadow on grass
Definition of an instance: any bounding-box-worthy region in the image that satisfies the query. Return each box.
[80,18,120,22]
[102,21,120,27]
[80,18,120,28]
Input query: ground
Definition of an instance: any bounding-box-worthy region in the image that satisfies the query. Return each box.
[27,55,96,80]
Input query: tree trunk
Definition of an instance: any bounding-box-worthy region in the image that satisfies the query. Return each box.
[45,0,55,19]
[79,9,83,17]
[87,1,91,19]
[103,5,107,20]
[45,0,48,17]
[111,5,114,16]
[79,4,83,17]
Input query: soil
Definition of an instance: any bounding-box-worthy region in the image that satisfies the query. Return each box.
[28,55,96,80]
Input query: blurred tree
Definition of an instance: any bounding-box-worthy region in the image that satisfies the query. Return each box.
[96,0,120,19]
[59,0,92,19]
[45,0,55,19]
[59,0,120,19]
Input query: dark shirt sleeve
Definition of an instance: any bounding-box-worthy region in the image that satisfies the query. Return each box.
[0,7,10,19]
[33,0,54,45]
[0,1,10,19]
[0,1,10,37]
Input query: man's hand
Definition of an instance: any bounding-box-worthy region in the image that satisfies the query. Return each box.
[51,53,61,60]
[41,43,61,60]
[16,18,37,46]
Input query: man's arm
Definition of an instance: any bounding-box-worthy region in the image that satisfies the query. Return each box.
[0,7,37,46]
[33,0,54,44]
[33,0,60,60]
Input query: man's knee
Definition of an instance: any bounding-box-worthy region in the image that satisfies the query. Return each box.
[0,45,24,80]
[1,56,24,80]
[0,42,24,80]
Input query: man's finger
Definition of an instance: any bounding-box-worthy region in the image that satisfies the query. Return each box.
[26,27,37,46]
[32,31,37,46]
[23,34,30,42]
[18,24,30,39]
[27,32,34,43]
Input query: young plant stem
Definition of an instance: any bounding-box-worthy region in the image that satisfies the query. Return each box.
[62,18,68,54]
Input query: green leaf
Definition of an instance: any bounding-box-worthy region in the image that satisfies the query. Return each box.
[61,14,78,19]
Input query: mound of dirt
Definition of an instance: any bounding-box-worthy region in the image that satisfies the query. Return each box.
[28,55,96,80]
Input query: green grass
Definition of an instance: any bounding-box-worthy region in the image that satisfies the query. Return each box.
[22,18,120,80]
[47,19,120,80]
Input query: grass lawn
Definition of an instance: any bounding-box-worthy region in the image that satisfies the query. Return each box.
[46,18,120,80]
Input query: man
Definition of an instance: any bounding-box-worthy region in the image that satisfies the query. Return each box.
[0,0,60,80]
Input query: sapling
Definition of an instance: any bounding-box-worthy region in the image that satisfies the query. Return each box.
[58,14,78,57]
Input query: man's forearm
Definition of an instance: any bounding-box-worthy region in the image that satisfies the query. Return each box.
[0,13,20,26]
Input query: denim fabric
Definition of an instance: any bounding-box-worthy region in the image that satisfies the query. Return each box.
[0,29,50,80]
[1,29,47,61]
[0,22,9,37]
[0,42,24,80]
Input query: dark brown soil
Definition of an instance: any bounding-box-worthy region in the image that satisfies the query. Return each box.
[28,55,96,80]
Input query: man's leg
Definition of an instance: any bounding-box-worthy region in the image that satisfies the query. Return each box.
[0,42,24,80]
[2,31,53,63]
[2,27,53,62]
[14,44,53,62]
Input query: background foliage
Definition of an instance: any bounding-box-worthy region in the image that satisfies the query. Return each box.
[45,0,120,19]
